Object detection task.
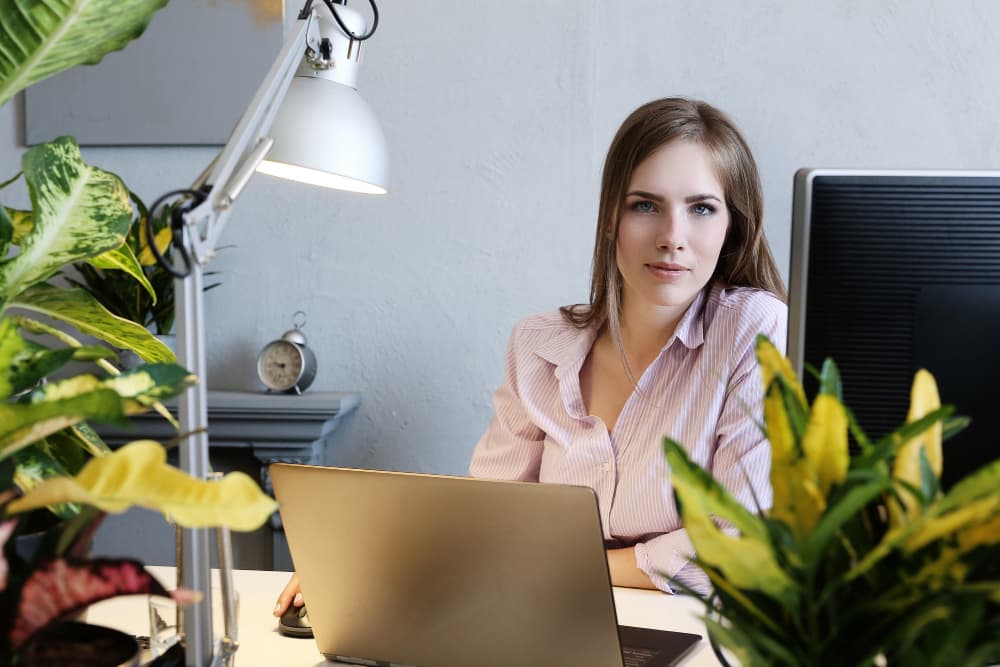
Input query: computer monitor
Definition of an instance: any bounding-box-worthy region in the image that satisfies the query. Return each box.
[788,169,1000,489]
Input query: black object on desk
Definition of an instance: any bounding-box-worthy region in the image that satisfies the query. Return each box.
[278,604,314,638]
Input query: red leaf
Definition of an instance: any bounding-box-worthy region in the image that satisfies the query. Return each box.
[10,558,170,648]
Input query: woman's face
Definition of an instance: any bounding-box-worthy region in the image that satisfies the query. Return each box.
[615,140,730,317]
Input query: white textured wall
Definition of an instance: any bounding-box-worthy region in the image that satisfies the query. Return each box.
[2,1,998,475]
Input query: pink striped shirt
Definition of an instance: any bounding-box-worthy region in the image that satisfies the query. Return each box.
[469,283,786,593]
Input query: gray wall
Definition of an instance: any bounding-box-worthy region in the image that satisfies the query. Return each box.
[2,1,998,476]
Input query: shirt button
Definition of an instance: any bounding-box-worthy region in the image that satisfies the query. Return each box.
[602,463,612,472]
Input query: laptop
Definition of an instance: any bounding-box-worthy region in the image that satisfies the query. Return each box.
[270,463,702,667]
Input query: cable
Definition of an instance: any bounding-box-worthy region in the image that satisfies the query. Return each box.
[324,0,379,41]
[297,0,315,20]
[144,188,207,279]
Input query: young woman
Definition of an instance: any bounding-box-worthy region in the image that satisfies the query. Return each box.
[467,97,786,594]
[274,97,786,616]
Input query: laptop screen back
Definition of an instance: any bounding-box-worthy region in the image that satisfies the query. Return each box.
[271,464,625,667]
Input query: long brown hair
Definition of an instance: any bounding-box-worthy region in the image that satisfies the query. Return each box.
[561,97,786,336]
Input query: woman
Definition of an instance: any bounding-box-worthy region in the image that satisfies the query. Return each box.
[274,97,786,615]
[467,97,786,594]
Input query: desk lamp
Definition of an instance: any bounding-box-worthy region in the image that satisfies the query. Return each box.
[145,1,386,664]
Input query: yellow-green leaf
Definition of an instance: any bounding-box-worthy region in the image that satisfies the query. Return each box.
[665,439,796,607]
[904,496,1000,553]
[137,226,172,266]
[10,284,174,363]
[0,388,126,460]
[890,370,942,527]
[7,441,278,531]
[5,208,32,242]
[801,394,849,497]
[755,335,806,407]
[956,515,1000,553]
[765,384,823,540]
[89,242,157,303]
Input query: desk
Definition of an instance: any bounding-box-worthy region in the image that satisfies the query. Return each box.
[87,567,721,666]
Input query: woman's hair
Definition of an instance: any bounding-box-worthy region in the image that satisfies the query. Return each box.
[561,97,786,333]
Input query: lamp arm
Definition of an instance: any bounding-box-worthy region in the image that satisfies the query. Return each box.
[181,11,320,264]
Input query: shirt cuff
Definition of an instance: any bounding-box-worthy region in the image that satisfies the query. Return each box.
[633,530,696,594]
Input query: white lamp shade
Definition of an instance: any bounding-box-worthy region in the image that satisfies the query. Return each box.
[257,76,389,195]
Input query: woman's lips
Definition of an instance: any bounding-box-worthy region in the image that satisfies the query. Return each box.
[646,262,688,280]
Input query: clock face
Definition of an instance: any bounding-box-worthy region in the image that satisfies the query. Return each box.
[257,340,304,391]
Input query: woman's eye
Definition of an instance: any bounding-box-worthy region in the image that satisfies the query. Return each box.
[691,202,716,216]
[631,200,657,214]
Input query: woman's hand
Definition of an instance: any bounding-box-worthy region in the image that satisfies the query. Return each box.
[606,547,658,590]
[273,572,305,616]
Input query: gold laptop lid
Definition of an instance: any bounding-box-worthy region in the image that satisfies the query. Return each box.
[270,463,624,667]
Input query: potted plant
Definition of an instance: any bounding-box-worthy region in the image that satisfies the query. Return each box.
[0,0,280,663]
[61,192,224,340]
[664,336,1000,666]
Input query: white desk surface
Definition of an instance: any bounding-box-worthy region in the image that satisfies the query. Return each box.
[87,567,721,666]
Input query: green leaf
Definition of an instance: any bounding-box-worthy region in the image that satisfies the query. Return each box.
[10,283,175,363]
[802,476,893,569]
[937,457,1000,513]
[855,406,954,469]
[11,440,80,519]
[941,415,971,444]
[0,170,22,190]
[0,0,170,106]
[0,388,126,460]
[88,241,157,303]
[918,446,940,507]
[0,203,11,257]
[0,138,132,307]
[0,315,76,398]
[704,616,774,667]
[63,421,112,459]
[818,357,842,401]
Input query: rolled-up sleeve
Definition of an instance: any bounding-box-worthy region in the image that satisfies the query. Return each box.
[469,322,545,482]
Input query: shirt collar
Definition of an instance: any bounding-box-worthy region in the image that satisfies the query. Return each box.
[534,323,599,380]
[672,286,709,350]
[534,286,711,376]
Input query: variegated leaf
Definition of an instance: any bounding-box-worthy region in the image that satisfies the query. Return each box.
[12,440,81,519]
[8,441,279,531]
[5,207,33,242]
[0,0,170,106]
[0,316,79,399]
[11,558,173,649]
[89,240,157,302]
[0,138,132,307]
[0,388,126,460]
[29,364,194,415]
[10,284,174,363]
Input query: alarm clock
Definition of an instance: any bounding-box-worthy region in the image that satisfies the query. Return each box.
[257,312,317,394]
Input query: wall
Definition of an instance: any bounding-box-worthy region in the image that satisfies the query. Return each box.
[1,1,998,476]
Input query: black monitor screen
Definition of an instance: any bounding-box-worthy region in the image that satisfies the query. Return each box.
[788,170,1000,489]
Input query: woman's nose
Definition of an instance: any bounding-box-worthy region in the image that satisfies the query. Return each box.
[655,211,685,250]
